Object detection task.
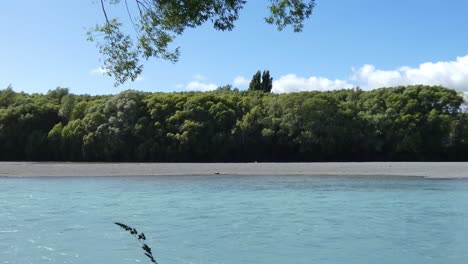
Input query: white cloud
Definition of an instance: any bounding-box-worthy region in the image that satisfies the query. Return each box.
[273,74,354,93]
[352,55,468,90]
[90,67,109,75]
[93,55,468,93]
[233,76,250,88]
[272,54,468,93]
[135,76,145,82]
[176,74,219,91]
[184,81,218,92]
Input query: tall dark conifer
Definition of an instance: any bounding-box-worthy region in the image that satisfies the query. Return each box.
[261,70,273,93]
[248,71,262,91]
[249,70,273,93]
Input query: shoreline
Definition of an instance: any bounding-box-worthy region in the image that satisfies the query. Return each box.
[1,162,468,179]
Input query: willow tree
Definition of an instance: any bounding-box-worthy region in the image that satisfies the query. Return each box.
[88,0,316,85]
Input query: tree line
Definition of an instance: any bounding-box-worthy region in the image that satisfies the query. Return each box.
[1,85,468,161]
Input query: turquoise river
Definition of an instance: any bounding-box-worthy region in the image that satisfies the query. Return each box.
[1,175,468,264]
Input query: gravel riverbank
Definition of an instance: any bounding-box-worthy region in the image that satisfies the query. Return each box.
[1,162,467,178]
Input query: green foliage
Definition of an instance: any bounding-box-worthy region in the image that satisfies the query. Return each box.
[248,71,262,92]
[249,70,273,93]
[261,70,273,93]
[88,19,144,86]
[88,1,316,85]
[266,0,316,32]
[1,85,467,161]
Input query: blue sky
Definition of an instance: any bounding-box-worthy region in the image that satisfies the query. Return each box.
[1,0,468,94]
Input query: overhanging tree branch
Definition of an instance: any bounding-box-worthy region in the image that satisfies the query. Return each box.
[100,0,110,24]
[90,0,316,86]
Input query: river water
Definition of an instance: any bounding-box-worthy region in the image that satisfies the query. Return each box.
[1,175,468,264]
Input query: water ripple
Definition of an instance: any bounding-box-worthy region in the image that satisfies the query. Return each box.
[1,176,468,264]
